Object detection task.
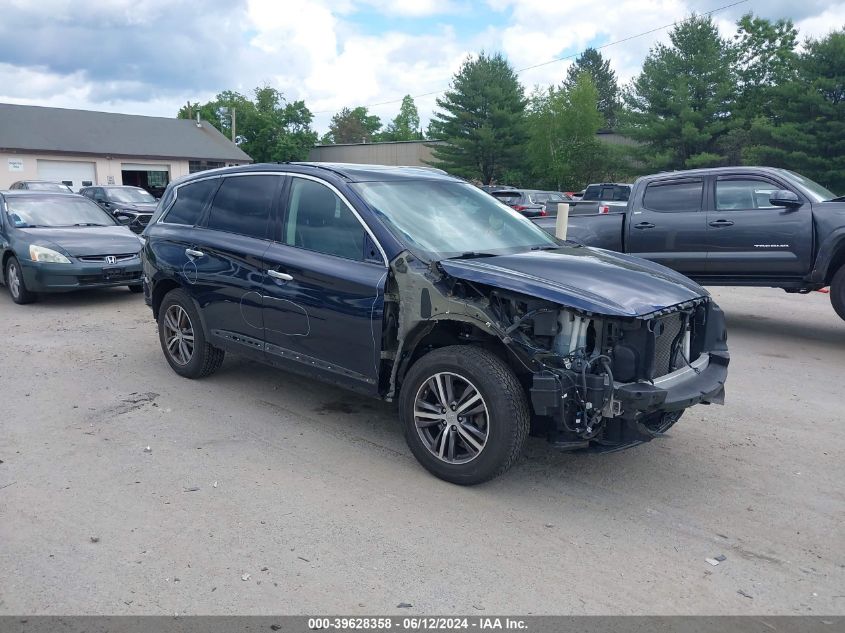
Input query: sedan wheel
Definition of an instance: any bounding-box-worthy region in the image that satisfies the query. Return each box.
[162,304,195,366]
[414,372,490,464]
[5,257,36,304]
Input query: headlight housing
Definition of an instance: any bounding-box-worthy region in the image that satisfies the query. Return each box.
[29,244,71,264]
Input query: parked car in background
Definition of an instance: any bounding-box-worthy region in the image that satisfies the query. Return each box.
[0,191,143,304]
[142,162,728,485]
[10,180,73,193]
[536,166,845,321]
[490,189,546,218]
[566,182,632,215]
[80,185,157,234]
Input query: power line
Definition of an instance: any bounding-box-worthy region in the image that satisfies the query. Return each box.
[311,0,750,115]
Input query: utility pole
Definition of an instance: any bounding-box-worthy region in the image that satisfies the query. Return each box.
[231,108,236,143]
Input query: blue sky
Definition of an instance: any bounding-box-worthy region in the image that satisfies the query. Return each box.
[0,0,842,133]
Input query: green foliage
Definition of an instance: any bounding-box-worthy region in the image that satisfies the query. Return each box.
[177,87,318,162]
[526,74,606,191]
[622,15,736,171]
[564,48,620,129]
[427,52,528,184]
[322,106,382,144]
[380,95,423,141]
[743,29,845,193]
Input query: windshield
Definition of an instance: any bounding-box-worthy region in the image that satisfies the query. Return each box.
[352,180,558,259]
[778,170,837,202]
[108,188,156,203]
[27,182,71,192]
[6,196,117,228]
[530,192,566,203]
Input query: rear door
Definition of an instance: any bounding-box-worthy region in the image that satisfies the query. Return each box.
[261,175,387,392]
[707,175,813,276]
[626,178,708,275]
[189,174,281,352]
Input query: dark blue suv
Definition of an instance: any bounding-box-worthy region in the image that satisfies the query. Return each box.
[141,163,729,484]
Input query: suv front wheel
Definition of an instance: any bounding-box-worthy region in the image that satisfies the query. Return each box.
[399,345,530,485]
[158,288,224,378]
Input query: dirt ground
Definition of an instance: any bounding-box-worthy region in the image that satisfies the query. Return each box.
[0,285,842,615]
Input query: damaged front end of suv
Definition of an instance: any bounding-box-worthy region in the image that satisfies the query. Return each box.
[382,247,729,453]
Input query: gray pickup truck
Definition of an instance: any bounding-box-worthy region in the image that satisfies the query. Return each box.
[534,167,845,320]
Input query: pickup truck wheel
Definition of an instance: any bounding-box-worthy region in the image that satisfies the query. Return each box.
[399,345,530,485]
[158,288,224,378]
[5,256,36,304]
[830,266,845,321]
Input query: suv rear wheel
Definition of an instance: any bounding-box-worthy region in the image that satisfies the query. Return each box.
[158,288,224,378]
[831,265,845,321]
[399,345,530,485]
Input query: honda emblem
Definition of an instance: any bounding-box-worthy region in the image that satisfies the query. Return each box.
[105,255,117,265]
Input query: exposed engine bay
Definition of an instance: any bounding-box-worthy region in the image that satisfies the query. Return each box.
[381,251,729,452]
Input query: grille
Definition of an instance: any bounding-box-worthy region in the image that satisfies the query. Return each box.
[78,271,139,284]
[653,314,684,377]
[77,254,137,263]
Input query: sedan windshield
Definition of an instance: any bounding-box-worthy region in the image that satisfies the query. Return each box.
[108,188,156,203]
[27,182,72,192]
[6,196,117,228]
[352,180,558,259]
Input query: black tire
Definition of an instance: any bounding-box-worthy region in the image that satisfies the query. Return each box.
[399,345,530,485]
[157,288,224,378]
[5,256,36,304]
[830,266,845,322]
[128,284,143,293]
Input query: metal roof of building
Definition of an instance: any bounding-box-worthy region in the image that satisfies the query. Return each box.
[0,103,252,162]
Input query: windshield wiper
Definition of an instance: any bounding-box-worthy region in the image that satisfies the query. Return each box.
[70,223,108,227]
[451,251,498,259]
[530,245,559,251]
[828,195,845,202]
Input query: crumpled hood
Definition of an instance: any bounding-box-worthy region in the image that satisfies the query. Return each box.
[439,247,708,318]
[22,226,143,257]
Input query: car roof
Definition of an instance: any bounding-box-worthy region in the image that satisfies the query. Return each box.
[170,162,462,188]
[1,190,79,197]
[635,167,790,183]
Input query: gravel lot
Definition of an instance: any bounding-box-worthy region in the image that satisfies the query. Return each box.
[0,285,842,615]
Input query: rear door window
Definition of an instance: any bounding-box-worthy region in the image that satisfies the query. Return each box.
[205,175,278,239]
[642,180,703,213]
[163,178,219,226]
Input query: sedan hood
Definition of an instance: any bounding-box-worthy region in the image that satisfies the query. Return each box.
[22,226,143,257]
[439,247,708,318]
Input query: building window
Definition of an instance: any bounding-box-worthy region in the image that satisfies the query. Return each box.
[189,160,226,174]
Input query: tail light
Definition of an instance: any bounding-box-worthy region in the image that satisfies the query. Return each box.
[599,205,610,214]
[539,209,547,216]
[513,205,527,212]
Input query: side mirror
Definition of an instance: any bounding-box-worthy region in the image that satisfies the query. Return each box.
[769,190,801,208]
[115,215,132,225]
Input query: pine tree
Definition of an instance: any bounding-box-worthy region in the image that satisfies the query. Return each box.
[563,48,619,129]
[428,52,528,184]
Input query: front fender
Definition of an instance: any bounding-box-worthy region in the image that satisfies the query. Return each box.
[809,228,845,283]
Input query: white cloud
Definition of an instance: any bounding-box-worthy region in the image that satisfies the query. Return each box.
[0,0,842,135]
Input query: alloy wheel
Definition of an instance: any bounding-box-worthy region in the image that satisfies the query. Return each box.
[8,262,20,299]
[162,304,195,366]
[413,372,490,464]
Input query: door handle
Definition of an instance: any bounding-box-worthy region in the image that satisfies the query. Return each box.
[185,248,204,258]
[267,269,293,282]
[634,222,656,229]
[708,219,735,227]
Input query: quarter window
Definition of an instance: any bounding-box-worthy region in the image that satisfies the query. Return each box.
[716,179,779,210]
[205,175,277,239]
[284,178,365,261]
[643,180,703,213]
[163,178,218,226]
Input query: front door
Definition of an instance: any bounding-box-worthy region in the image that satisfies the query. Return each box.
[707,176,814,276]
[626,177,708,275]
[261,176,387,391]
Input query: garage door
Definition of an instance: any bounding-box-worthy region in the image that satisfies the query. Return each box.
[37,160,96,192]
